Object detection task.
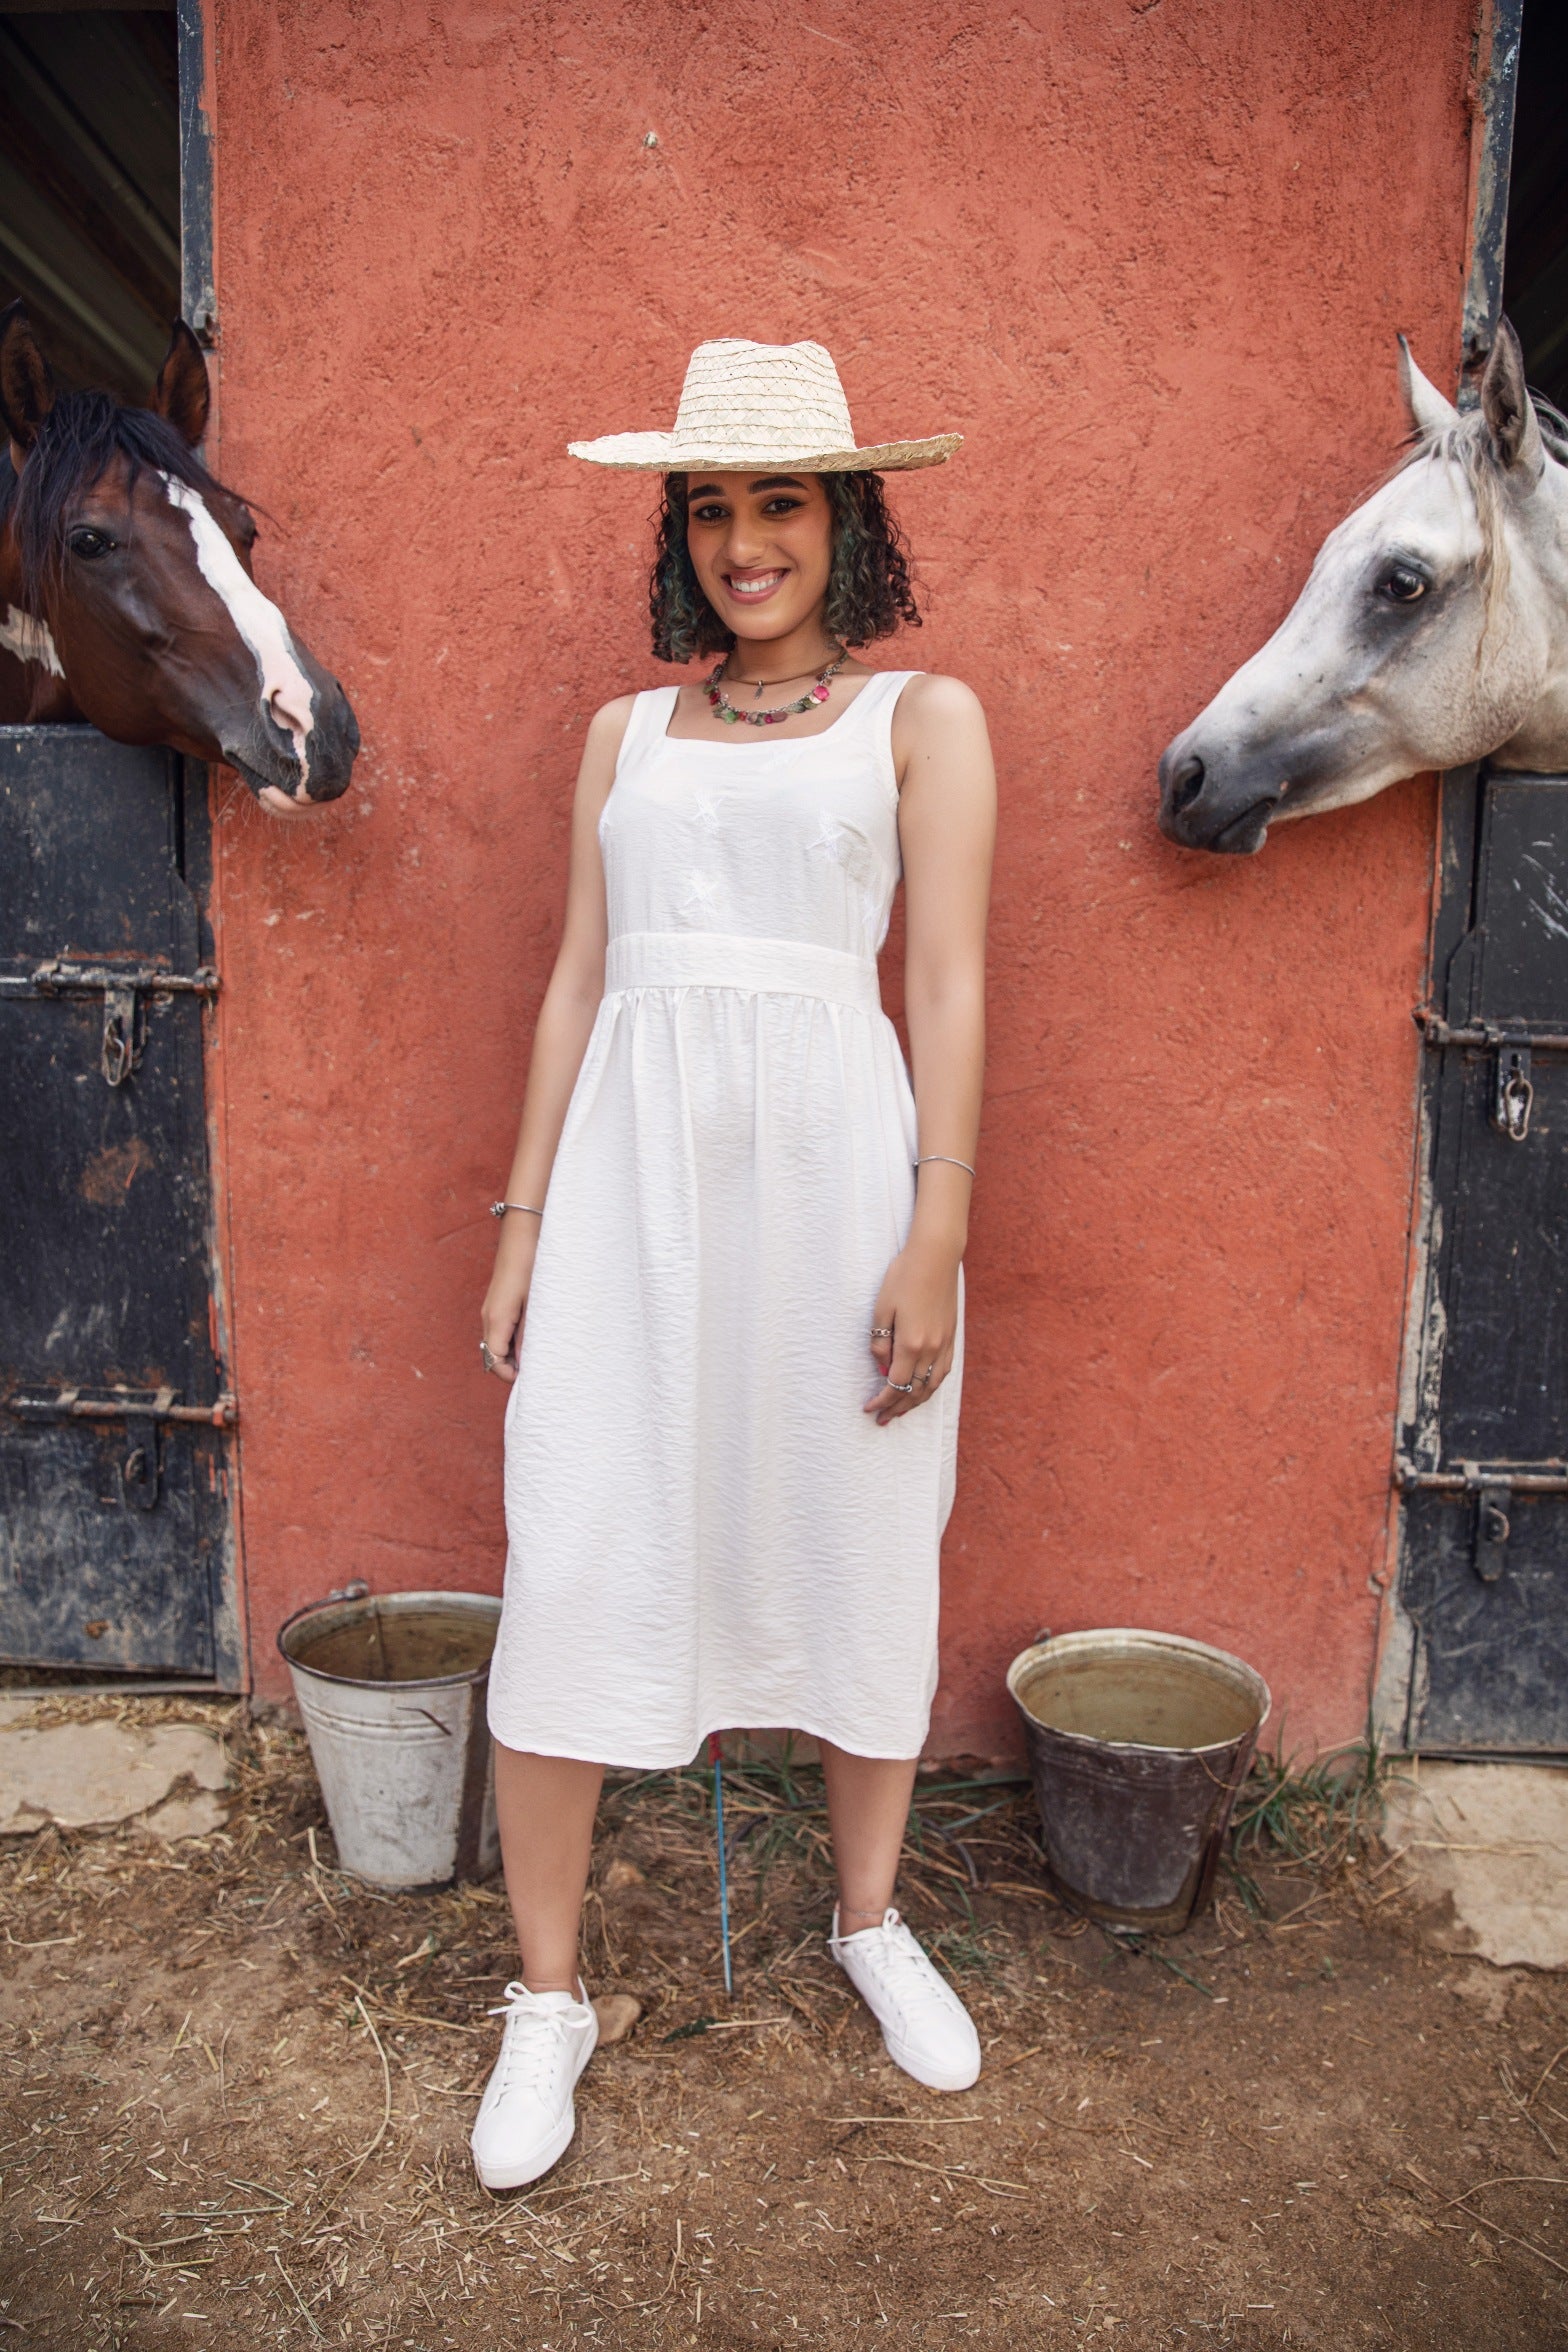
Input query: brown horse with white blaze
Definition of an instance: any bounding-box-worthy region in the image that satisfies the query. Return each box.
[0,302,358,814]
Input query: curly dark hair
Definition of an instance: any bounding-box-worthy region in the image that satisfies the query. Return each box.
[648,471,922,663]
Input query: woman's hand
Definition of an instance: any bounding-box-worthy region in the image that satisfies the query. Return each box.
[865,1236,961,1425]
[480,1219,540,1383]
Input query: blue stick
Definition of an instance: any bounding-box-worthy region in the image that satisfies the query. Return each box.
[707,1731,733,1997]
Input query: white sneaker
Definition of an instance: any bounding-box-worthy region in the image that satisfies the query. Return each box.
[829,1907,982,2092]
[470,1979,598,2191]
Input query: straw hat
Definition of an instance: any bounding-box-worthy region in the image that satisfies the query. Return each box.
[567,338,961,473]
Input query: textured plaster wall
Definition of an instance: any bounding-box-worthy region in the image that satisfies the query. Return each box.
[207,0,1477,1748]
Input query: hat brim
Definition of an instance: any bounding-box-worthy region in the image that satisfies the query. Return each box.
[565,431,962,473]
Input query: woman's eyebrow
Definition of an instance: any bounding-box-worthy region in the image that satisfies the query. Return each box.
[749,475,806,491]
[685,482,724,501]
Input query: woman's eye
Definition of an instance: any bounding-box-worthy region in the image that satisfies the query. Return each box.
[761,497,803,516]
[690,504,728,525]
[1377,564,1428,603]
[67,527,114,560]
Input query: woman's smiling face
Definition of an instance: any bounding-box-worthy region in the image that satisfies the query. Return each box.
[682,471,834,644]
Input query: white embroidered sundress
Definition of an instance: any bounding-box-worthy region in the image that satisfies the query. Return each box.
[487,671,962,1766]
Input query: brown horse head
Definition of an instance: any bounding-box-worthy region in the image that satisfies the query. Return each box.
[0,303,359,814]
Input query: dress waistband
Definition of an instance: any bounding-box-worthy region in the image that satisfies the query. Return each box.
[605,931,882,1012]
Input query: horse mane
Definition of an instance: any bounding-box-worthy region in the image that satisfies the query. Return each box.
[0,390,235,607]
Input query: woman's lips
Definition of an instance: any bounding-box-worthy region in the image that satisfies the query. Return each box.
[723,569,787,601]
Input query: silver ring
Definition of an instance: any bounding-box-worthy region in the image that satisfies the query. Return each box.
[917,1364,936,1384]
[871,1325,893,1339]
[480,1341,504,1376]
[887,1378,916,1394]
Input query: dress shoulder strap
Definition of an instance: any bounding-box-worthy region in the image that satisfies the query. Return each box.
[615,686,680,774]
[844,669,922,798]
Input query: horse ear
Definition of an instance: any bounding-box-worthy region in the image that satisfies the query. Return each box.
[0,300,56,457]
[1480,316,1544,480]
[151,320,210,448]
[1398,335,1458,439]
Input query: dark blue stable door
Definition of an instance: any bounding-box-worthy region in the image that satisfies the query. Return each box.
[0,726,238,1680]
[1397,767,1568,1749]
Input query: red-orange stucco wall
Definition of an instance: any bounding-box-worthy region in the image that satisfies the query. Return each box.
[204,0,1478,1751]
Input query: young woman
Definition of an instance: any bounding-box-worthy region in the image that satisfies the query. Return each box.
[472,339,995,2192]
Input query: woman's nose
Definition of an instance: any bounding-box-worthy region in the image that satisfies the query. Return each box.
[723,521,768,567]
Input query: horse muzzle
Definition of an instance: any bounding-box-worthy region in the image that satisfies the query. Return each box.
[222,674,361,811]
[1158,735,1285,856]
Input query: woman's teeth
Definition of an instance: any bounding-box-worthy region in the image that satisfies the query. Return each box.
[727,571,784,598]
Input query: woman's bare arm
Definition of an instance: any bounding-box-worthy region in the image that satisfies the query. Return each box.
[480,697,633,1378]
[867,674,995,1422]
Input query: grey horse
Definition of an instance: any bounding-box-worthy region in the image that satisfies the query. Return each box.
[1159,319,1568,854]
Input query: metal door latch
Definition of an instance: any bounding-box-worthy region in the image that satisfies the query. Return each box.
[10,961,220,1089]
[1494,1043,1533,1141]
[121,1428,162,1511]
[101,983,140,1086]
[1473,1478,1513,1583]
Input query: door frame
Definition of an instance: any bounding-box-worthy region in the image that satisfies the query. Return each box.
[1371,0,1524,1749]
[180,0,250,1691]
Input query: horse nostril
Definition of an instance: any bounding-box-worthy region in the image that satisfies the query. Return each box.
[1169,754,1206,814]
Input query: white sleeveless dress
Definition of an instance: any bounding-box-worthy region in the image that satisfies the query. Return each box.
[487,671,962,1766]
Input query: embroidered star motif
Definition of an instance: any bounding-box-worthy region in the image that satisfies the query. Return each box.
[692,792,722,833]
[808,814,850,863]
[680,869,721,919]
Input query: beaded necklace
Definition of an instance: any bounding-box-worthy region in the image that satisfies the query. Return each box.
[704,649,846,728]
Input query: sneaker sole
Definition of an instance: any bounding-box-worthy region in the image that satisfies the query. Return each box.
[879,2028,981,2094]
[471,2097,580,2192]
[470,2015,599,2192]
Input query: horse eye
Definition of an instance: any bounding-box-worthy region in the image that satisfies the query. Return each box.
[67,527,114,560]
[1377,565,1427,604]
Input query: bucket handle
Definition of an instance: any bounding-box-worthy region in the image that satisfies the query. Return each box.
[275,1579,371,1655]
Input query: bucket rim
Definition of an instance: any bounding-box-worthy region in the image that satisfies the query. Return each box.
[277,1589,502,1691]
[1006,1626,1272,1759]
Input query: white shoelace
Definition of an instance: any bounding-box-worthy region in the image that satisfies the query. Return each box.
[842,1913,952,2019]
[486,1981,583,2098]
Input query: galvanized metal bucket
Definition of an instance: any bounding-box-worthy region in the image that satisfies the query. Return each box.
[1007,1628,1270,1935]
[277,1587,501,1890]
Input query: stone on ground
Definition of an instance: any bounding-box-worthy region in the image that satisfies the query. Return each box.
[0,1720,229,1837]
[592,1994,643,2044]
[1383,1761,1568,1969]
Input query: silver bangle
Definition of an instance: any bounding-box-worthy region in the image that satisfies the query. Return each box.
[491,1201,545,1219]
[913,1155,976,1180]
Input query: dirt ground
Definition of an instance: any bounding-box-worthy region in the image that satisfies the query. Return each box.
[2,1696,1566,2350]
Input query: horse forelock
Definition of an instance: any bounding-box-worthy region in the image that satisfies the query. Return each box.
[2,391,238,609]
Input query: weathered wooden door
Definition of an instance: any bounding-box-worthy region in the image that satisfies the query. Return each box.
[1393,765,1568,1749]
[0,726,238,1681]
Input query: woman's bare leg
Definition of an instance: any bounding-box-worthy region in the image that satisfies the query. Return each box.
[819,1741,918,1933]
[492,1746,604,1992]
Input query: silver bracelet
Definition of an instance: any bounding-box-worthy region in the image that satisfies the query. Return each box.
[913,1155,976,1180]
[491,1201,545,1219]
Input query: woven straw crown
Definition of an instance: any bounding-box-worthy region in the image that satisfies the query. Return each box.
[568,339,960,473]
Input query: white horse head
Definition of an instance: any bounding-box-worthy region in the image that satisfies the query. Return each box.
[1159,319,1568,853]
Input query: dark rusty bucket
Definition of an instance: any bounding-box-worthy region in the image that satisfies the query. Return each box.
[1007,1628,1271,1935]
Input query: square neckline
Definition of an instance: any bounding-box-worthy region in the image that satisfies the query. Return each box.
[660,669,910,749]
